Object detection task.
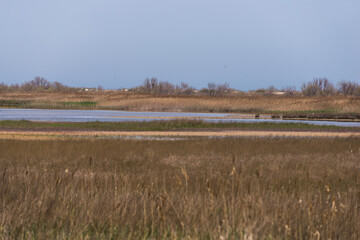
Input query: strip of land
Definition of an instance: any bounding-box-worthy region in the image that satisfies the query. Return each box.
[1,130,360,140]
[2,92,360,120]
[1,119,360,139]
[1,119,358,132]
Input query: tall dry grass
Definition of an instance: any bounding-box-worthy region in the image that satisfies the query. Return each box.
[1,91,360,113]
[1,137,360,239]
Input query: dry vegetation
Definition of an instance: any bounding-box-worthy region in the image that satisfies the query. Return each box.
[2,77,360,118]
[1,137,360,239]
[1,91,360,115]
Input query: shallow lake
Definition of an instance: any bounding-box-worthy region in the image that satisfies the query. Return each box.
[1,108,360,127]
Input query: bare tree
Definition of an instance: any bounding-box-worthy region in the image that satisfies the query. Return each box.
[137,77,177,94]
[22,76,51,92]
[33,76,50,89]
[301,78,335,96]
[142,78,152,93]
[158,81,175,94]
[150,78,158,93]
[205,82,231,96]
[51,81,65,92]
[207,82,217,96]
[178,82,194,95]
[0,83,8,93]
[216,82,231,95]
[338,81,358,96]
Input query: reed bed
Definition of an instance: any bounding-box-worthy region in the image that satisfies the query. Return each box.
[1,92,360,114]
[1,137,360,239]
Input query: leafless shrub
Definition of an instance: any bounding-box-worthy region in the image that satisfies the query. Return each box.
[137,77,158,93]
[201,82,231,96]
[0,77,77,93]
[338,81,359,96]
[216,82,231,95]
[2,77,360,98]
[158,81,175,94]
[207,82,217,96]
[301,78,336,96]
[136,77,176,94]
[22,76,51,91]
[0,83,8,93]
[175,82,195,95]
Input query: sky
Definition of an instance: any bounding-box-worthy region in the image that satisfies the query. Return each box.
[1,0,359,90]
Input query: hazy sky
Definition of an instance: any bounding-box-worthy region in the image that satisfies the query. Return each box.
[1,0,359,90]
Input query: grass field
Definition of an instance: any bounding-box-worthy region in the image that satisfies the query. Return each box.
[1,137,360,239]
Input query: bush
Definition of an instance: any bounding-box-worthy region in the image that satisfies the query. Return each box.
[338,81,359,96]
[22,76,51,91]
[301,78,336,96]
[201,82,231,96]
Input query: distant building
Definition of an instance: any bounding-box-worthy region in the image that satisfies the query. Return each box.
[273,91,285,95]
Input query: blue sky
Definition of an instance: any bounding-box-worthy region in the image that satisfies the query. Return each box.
[1,0,359,90]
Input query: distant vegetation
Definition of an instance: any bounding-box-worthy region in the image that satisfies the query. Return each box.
[301,78,360,96]
[1,76,360,97]
[0,77,78,93]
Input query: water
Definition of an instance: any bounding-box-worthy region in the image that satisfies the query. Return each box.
[1,108,360,127]
[0,108,229,122]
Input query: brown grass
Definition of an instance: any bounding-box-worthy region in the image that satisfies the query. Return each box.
[1,129,360,140]
[1,91,360,113]
[1,137,360,239]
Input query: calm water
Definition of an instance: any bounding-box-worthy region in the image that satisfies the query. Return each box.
[1,108,360,127]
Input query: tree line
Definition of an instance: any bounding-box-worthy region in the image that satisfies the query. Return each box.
[0,76,233,96]
[0,77,77,93]
[133,77,232,96]
[301,78,360,96]
[1,76,360,96]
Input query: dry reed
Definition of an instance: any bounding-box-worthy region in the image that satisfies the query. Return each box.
[1,91,360,114]
[1,137,360,239]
